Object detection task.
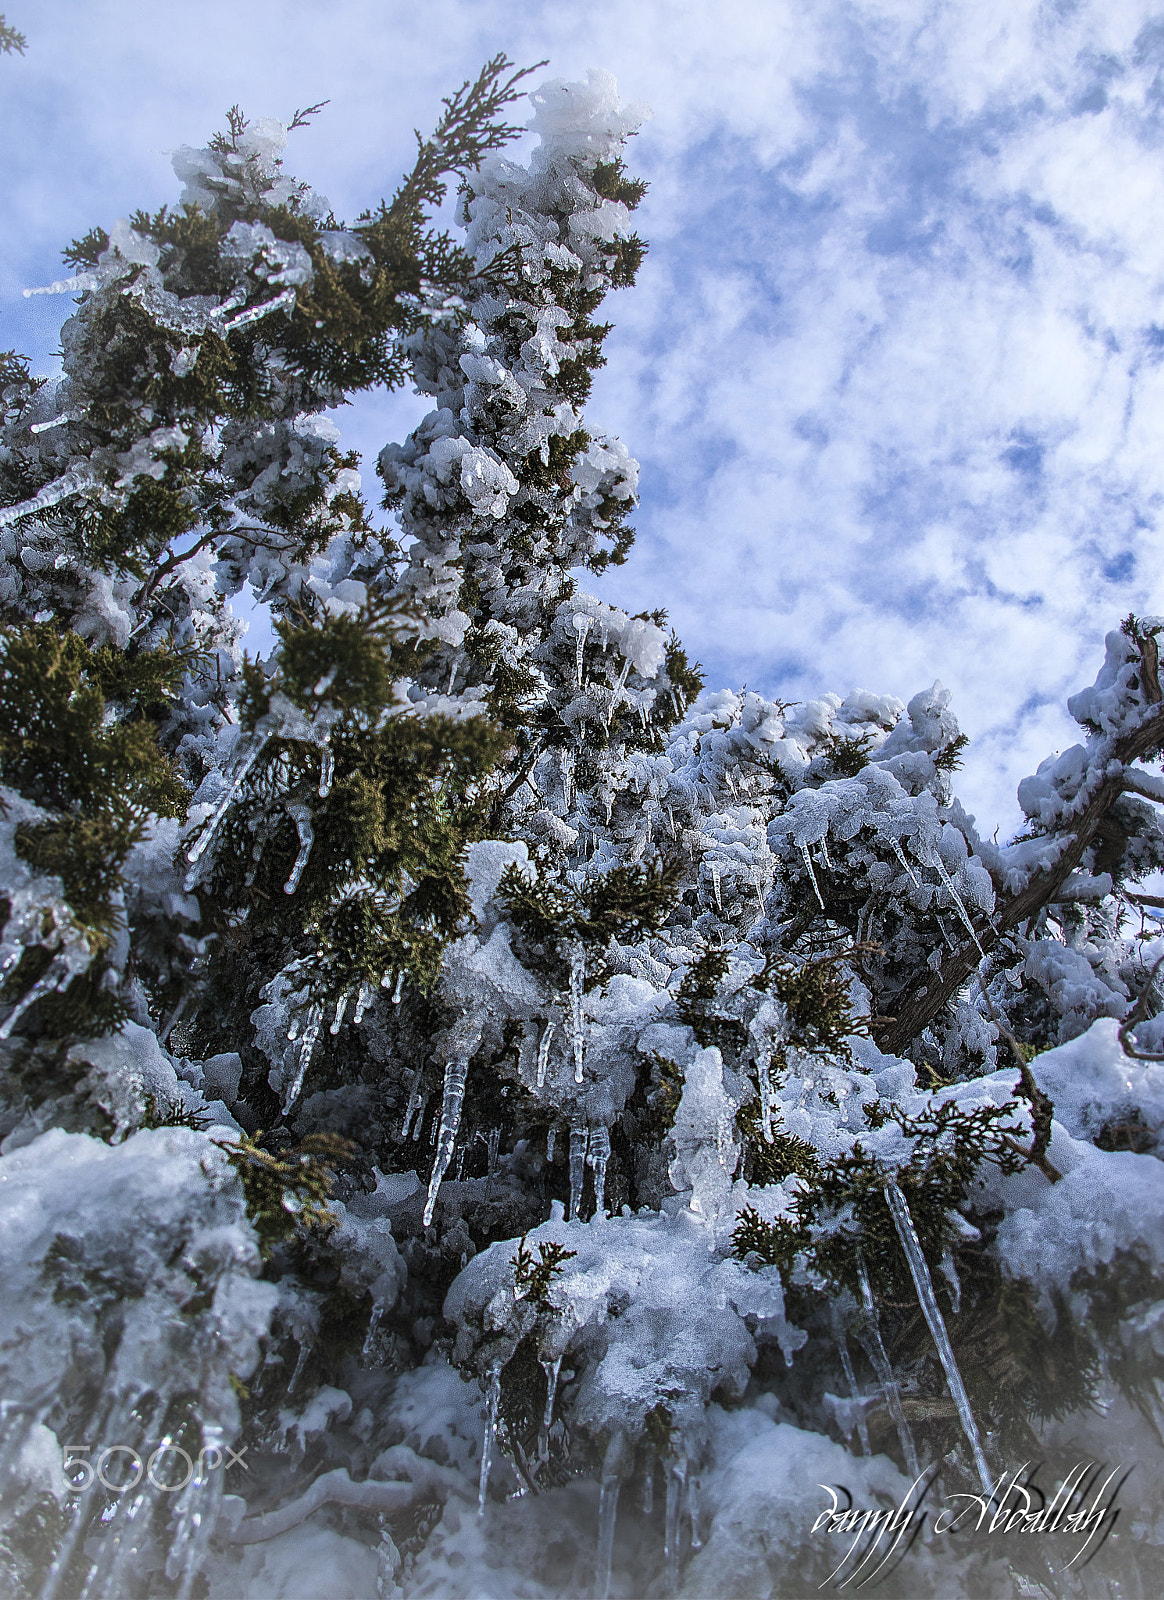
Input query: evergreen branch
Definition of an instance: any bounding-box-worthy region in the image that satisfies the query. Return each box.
[880,700,1164,1056]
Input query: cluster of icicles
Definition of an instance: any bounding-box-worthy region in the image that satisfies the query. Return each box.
[412,951,596,1231]
[468,1181,994,1600]
[0,1390,229,1600]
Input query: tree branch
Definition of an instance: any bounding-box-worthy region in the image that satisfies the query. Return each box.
[880,703,1164,1057]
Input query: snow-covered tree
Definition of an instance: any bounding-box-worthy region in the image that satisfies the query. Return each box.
[2,64,1164,1600]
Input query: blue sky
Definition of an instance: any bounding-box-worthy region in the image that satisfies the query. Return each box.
[5,0,1164,837]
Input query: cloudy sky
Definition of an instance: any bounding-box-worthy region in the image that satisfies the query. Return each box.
[4,0,1164,838]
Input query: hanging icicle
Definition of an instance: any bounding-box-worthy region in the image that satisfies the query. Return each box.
[537,1019,556,1087]
[0,951,75,1039]
[484,1126,501,1201]
[641,1448,655,1514]
[478,1362,502,1519]
[573,613,593,686]
[569,946,586,1083]
[546,1126,556,1165]
[329,992,349,1035]
[351,983,373,1026]
[884,1180,992,1495]
[400,1069,424,1139]
[538,1353,563,1463]
[758,1050,774,1143]
[708,860,723,912]
[606,653,633,725]
[688,1474,703,1552]
[855,1256,921,1481]
[423,1056,470,1226]
[888,835,921,889]
[830,1305,871,1457]
[928,853,986,958]
[184,735,264,884]
[587,1125,611,1219]
[393,970,406,1005]
[318,746,334,798]
[568,1123,588,1221]
[800,843,825,910]
[361,1305,384,1363]
[283,803,314,895]
[663,1449,688,1592]
[282,1004,323,1113]
[594,1433,626,1600]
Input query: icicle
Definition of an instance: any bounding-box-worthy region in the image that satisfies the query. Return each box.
[708,860,723,912]
[362,1305,384,1363]
[605,655,632,725]
[30,412,75,434]
[800,843,825,910]
[819,833,833,872]
[0,951,74,1038]
[888,835,921,888]
[393,970,405,1004]
[283,803,314,894]
[830,1306,871,1457]
[478,1362,502,1519]
[318,746,334,798]
[594,1433,626,1600]
[688,1474,703,1551]
[663,1451,688,1592]
[423,1056,470,1226]
[940,1247,962,1315]
[546,1126,556,1164]
[406,1095,426,1140]
[185,735,262,870]
[568,1123,588,1221]
[641,1448,655,1514]
[588,1125,611,1219]
[885,1181,992,1495]
[352,983,373,1026]
[282,1004,322,1113]
[855,1256,921,1481]
[329,992,349,1034]
[223,287,296,330]
[0,465,100,529]
[484,1125,501,1201]
[537,1019,556,1087]
[569,946,586,1083]
[167,1421,227,1600]
[287,1009,302,1042]
[287,1337,311,1395]
[538,1354,563,1462]
[758,1051,774,1143]
[929,853,986,957]
[573,613,592,686]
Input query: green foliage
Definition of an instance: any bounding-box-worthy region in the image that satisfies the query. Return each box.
[0,626,187,814]
[216,1130,353,1254]
[511,1233,577,1310]
[498,857,681,968]
[760,950,870,1065]
[190,601,508,1064]
[0,627,190,1040]
[732,1093,1030,1304]
[0,14,25,54]
[591,158,648,210]
[740,1114,820,1187]
[824,731,874,777]
[932,731,970,772]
